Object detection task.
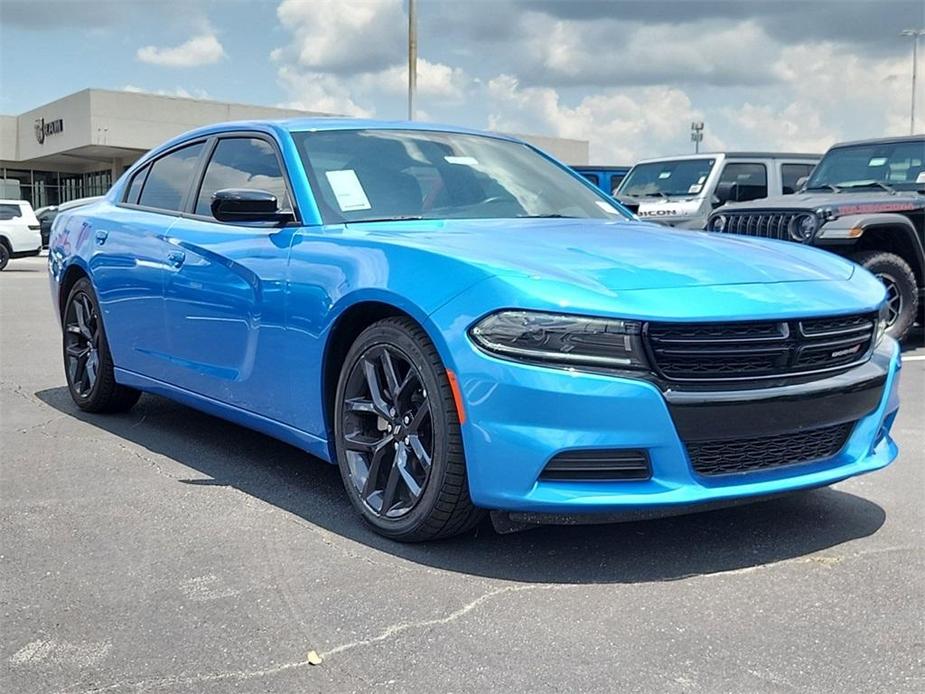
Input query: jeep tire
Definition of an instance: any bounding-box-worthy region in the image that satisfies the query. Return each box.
[851,250,918,342]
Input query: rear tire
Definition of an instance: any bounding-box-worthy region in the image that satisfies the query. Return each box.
[333,317,484,541]
[0,242,9,271]
[63,277,141,413]
[851,250,918,342]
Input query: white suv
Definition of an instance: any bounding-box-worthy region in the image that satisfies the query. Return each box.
[615,151,820,230]
[0,200,42,271]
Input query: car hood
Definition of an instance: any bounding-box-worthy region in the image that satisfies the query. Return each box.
[346,217,855,292]
[719,190,925,215]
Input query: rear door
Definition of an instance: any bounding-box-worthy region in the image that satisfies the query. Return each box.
[90,141,207,381]
[160,133,298,419]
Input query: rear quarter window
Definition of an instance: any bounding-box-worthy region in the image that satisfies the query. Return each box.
[137,142,206,212]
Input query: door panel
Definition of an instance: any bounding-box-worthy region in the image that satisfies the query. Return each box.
[88,203,172,380]
[161,219,294,418]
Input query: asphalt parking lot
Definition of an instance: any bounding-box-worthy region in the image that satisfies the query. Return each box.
[1,253,923,694]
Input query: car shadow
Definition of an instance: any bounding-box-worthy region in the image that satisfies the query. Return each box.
[35,386,886,585]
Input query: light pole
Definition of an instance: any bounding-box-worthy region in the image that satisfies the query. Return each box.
[690,121,704,153]
[408,0,417,121]
[901,29,925,135]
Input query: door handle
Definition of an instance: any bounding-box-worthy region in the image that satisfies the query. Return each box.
[167,250,186,268]
[95,229,109,245]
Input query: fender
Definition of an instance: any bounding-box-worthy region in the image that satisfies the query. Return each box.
[818,212,924,267]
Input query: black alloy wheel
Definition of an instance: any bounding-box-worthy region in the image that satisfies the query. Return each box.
[62,278,140,413]
[64,290,102,398]
[877,272,902,329]
[341,343,434,519]
[334,317,483,541]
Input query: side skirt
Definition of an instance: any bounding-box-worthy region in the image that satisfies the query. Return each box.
[114,367,333,462]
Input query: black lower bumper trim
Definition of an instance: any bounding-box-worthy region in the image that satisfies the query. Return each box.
[665,352,888,442]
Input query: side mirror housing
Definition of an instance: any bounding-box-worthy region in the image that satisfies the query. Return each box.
[713,181,739,206]
[795,176,809,192]
[211,189,293,224]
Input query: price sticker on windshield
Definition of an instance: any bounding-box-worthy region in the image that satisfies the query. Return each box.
[325,169,372,211]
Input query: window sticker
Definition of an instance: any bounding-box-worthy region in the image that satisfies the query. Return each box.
[868,157,888,167]
[325,169,371,211]
[917,172,925,183]
[658,171,672,179]
[444,155,479,166]
[697,175,707,184]
[595,200,619,214]
[688,184,703,194]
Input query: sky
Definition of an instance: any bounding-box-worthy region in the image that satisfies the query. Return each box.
[1,0,923,162]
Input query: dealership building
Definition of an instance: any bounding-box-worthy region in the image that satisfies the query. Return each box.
[0,88,589,209]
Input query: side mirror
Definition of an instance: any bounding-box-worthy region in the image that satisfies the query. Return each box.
[211,189,293,224]
[795,176,809,192]
[713,181,738,206]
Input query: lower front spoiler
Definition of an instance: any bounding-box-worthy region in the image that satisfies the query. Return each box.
[490,489,815,534]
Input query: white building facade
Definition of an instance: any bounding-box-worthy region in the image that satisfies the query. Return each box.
[0,89,589,208]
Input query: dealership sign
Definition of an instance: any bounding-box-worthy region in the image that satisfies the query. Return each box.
[34,118,64,145]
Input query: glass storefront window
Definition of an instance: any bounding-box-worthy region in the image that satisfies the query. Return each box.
[1,168,112,208]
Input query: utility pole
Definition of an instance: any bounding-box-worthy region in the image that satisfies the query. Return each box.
[901,29,924,134]
[408,0,417,121]
[690,121,704,153]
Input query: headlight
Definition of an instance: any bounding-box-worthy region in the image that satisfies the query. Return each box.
[469,310,649,369]
[876,301,889,345]
[708,214,726,232]
[788,213,818,242]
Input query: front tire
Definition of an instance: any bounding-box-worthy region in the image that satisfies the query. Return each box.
[851,250,918,342]
[63,278,141,413]
[334,317,483,541]
[0,242,9,271]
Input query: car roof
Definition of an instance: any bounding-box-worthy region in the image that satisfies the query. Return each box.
[632,152,821,165]
[827,134,924,149]
[139,118,529,167]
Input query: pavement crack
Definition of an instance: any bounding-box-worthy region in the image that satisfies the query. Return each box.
[320,583,547,659]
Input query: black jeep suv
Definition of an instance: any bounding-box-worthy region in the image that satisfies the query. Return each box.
[706,136,924,341]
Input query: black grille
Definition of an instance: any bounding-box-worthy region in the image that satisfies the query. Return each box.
[686,422,855,476]
[646,313,875,382]
[540,450,651,481]
[712,210,804,240]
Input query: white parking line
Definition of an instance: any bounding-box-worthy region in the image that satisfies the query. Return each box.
[903,355,925,361]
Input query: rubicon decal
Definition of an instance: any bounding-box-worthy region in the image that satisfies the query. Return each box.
[833,201,922,216]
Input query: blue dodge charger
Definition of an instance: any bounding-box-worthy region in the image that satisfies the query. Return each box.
[48,120,901,541]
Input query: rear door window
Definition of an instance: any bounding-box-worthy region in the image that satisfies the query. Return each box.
[138,142,205,212]
[718,163,768,202]
[0,204,22,220]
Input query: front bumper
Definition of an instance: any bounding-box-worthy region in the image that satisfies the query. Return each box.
[447,333,901,515]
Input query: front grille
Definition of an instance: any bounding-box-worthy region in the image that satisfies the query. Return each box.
[646,313,875,382]
[540,450,651,481]
[712,210,805,240]
[686,421,855,476]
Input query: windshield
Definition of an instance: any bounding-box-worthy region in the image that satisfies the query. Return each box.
[294,129,631,223]
[617,158,716,197]
[806,140,925,191]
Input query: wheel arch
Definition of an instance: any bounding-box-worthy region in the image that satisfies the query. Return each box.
[852,220,924,288]
[58,263,92,324]
[0,234,11,251]
[321,297,450,459]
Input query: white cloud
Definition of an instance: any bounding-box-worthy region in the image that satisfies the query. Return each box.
[486,75,723,162]
[136,33,226,68]
[275,66,374,117]
[274,0,404,74]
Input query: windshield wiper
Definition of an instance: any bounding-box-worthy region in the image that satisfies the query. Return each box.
[644,192,670,199]
[804,184,842,192]
[837,181,897,194]
[346,215,425,223]
[516,214,579,219]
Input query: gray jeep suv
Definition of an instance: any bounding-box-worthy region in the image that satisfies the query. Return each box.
[706,136,924,341]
